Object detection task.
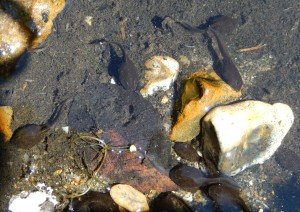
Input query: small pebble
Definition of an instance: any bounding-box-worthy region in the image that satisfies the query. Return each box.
[178,55,190,67]
[61,126,69,134]
[84,16,93,26]
[129,145,137,152]
[161,95,169,104]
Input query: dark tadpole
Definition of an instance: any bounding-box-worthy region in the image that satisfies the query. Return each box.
[169,164,240,190]
[173,15,237,35]
[10,99,69,149]
[169,164,251,211]
[173,15,243,91]
[173,142,202,163]
[71,191,119,212]
[150,192,192,212]
[208,26,243,91]
[90,39,139,91]
[208,15,238,34]
[208,184,251,212]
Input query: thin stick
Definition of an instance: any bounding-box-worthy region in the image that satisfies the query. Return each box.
[238,43,266,53]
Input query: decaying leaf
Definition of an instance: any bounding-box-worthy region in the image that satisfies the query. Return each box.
[99,129,178,193]
[68,84,178,192]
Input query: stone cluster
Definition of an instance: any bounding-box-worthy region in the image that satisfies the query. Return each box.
[170,68,294,175]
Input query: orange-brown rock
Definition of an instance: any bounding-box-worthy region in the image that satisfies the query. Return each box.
[170,68,241,142]
[0,106,13,142]
[0,8,30,75]
[27,0,66,48]
[0,0,65,75]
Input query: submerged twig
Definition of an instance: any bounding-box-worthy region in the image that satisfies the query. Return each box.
[238,43,266,53]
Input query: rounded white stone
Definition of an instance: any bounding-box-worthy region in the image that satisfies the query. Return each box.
[110,184,149,212]
[202,100,294,176]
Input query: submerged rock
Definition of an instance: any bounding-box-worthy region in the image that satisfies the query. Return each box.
[0,9,30,75]
[0,0,65,75]
[110,184,149,212]
[171,68,241,142]
[140,56,180,97]
[0,106,13,142]
[202,100,294,176]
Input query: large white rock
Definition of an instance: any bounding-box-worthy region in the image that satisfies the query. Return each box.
[202,100,294,176]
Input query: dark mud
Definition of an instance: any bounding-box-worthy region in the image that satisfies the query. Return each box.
[0,0,299,210]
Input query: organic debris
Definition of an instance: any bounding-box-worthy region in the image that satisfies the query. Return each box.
[99,129,178,192]
[239,43,266,53]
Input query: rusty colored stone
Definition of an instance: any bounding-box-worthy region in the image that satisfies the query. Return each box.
[0,106,13,142]
[0,0,65,75]
[171,68,241,142]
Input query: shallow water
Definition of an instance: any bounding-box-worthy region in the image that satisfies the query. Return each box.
[0,0,299,210]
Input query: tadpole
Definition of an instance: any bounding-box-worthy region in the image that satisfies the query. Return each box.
[169,164,240,190]
[90,39,139,91]
[71,191,119,212]
[173,142,202,163]
[173,15,243,91]
[208,184,251,212]
[10,99,69,149]
[169,164,250,211]
[208,26,243,91]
